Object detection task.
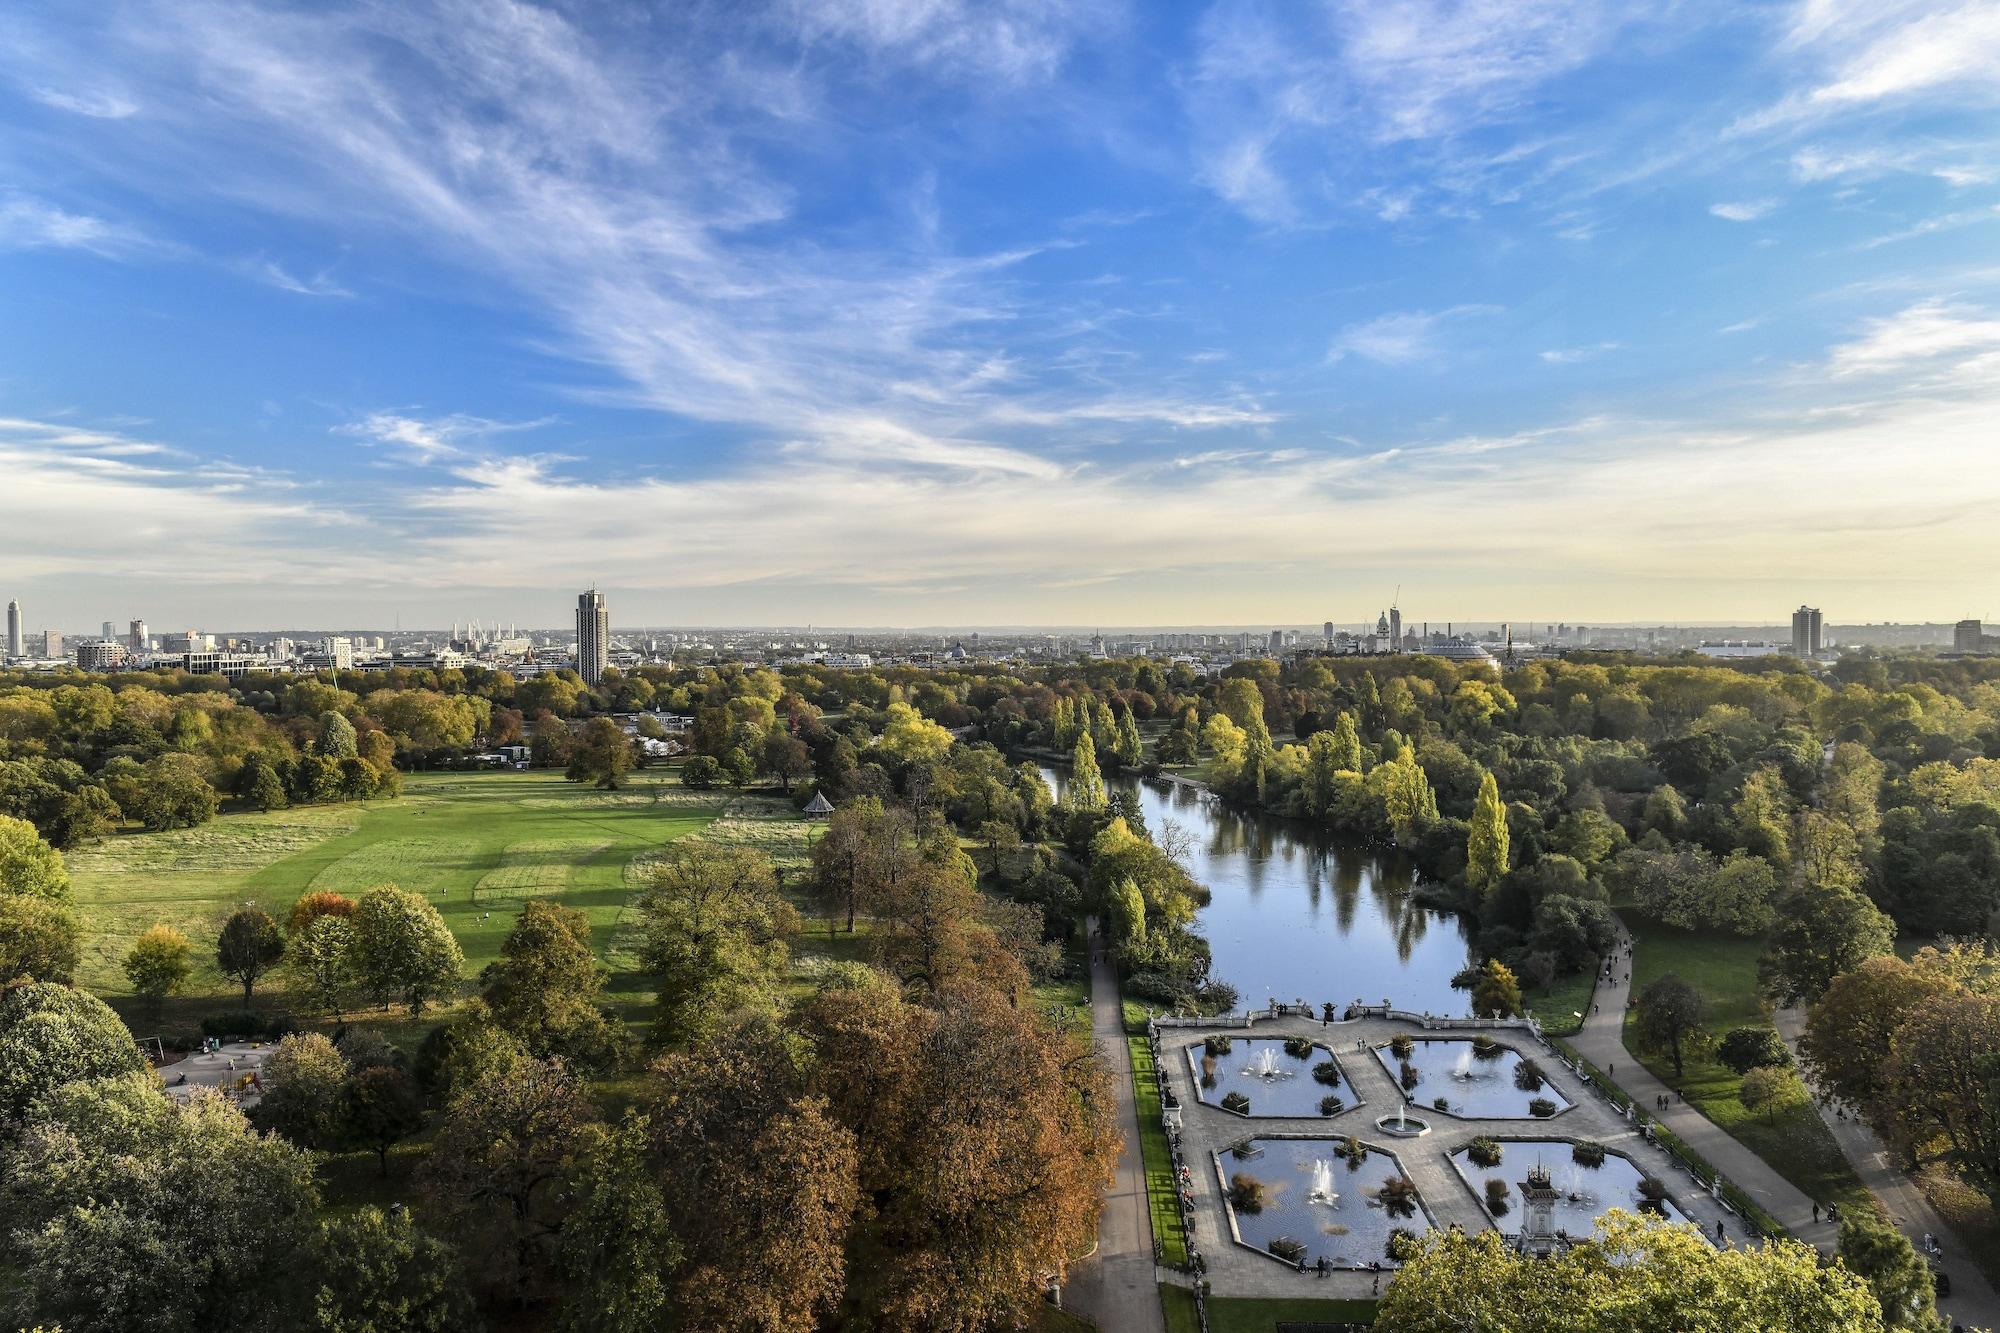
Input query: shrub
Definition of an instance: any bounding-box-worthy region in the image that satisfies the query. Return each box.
[1390,1034,1415,1059]
[1312,1059,1343,1085]
[1484,1178,1510,1215]
[1283,1035,1313,1059]
[1338,1135,1367,1165]
[1228,1173,1265,1213]
[1378,1175,1420,1218]
[1513,1057,1546,1091]
[1473,1035,1503,1059]
[1221,1090,1251,1115]
[1467,1137,1502,1168]
[1319,1094,1344,1116]
[1528,1097,1558,1118]
[1204,1035,1234,1056]
[1572,1140,1607,1167]
[1717,1026,1791,1075]
[1637,1176,1669,1213]
[1387,1227,1421,1262]
[1433,1096,1451,1111]
[1200,1054,1217,1088]
[1400,1060,1420,1089]
[1269,1237,1307,1264]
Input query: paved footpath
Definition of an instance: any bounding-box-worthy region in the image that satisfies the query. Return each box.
[1568,923,1837,1248]
[1063,920,1167,1333]
[1772,1007,2000,1333]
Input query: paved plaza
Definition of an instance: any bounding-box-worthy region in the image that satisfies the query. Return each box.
[154,1041,277,1108]
[1154,1008,1742,1302]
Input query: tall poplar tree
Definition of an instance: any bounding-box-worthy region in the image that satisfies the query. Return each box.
[1467,770,1510,898]
[1065,734,1107,813]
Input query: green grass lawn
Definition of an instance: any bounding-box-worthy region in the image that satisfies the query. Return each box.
[1161,1286,1376,1332]
[1621,912,1872,1217]
[1130,1035,1189,1268]
[1523,967,1598,1037]
[68,770,731,1031]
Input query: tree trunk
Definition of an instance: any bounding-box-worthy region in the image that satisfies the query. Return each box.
[242,977,253,1006]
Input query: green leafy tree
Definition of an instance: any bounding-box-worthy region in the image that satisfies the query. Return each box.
[1469,958,1523,1018]
[0,980,145,1130]
[351,884,465,1014]
[125,752,220,831]
[567,716,636,789]
[124,923,195,1020]
[1717,1026,1792,1074]
[255,1032,350,1149]
[314,710,359,759]
[1466,770,1509,898]
[289,913,356,1017]
[0,892,83,982]
[1110,875,1147,946]
[481,898,623,1068]
[216,904,285,1006]
[2,1073,320,1332]
[346,1063,426,1176]
[0,815,69,901]
[1375,1211,1882,1332]
[1760,881,1896,1006]
[310,1206,480,1333]
[419,1056,599,1306]
[638,842,796,1048]
[1064,733,1107,812]
[1635,972,1709,1078]
[1883,991,2000,1196]
[1113,708,1143,768]
[554,1114,677,1333]
[1740,1063,1808,1123]
[1837,1209,1946,1332]
[245,759,289,811]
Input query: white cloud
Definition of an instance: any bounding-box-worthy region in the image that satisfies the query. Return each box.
[780,0,1114,85]
[1710,199,1777,222]
[31,86,138,118]
[1539,343,1619,364]
[1329,306,1495,365]
[342,412,555,467]
[1826,299,2000,375]
[0,196,157,257]
[242,258,352,298]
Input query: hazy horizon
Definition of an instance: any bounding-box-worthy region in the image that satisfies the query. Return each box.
[3,2,1997,626]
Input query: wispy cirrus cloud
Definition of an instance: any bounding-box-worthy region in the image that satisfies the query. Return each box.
[1826,299,2000,375]
[1710,199,1778,222]
[1329,306,1497,366]
[240,257,351,298]
[0,196,159,258]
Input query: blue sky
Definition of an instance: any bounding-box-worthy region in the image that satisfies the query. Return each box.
[2,0,1998,630]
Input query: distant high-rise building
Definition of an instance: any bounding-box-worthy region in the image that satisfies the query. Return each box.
[77,641,129,671]
[1389,607,1402,653]
[129,618,149,652]
[576,588,609,684]
[1791,605,1823,656]
[1267,629,1283,652]
[5,601,20,658]
[37,631,62,658]
[1322,620,1334,644]
[101,620,116,640]
[1956,619,1985,654]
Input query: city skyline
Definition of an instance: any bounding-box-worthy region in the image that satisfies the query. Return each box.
[3,2,1999,625]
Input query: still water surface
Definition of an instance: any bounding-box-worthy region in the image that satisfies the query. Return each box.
[1040,766,1475,1014]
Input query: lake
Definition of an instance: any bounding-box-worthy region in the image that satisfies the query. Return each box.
[1040,765,1475,1014]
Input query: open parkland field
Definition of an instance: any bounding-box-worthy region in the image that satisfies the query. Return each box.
[62,769,828,1038]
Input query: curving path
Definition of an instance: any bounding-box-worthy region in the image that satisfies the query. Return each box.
[1063,919,1167,1333]
[1568,923,1834,1245]
[1772,1007,2000,1333]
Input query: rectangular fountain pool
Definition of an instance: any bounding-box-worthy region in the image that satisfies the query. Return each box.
[1186,1036,1359,1119]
